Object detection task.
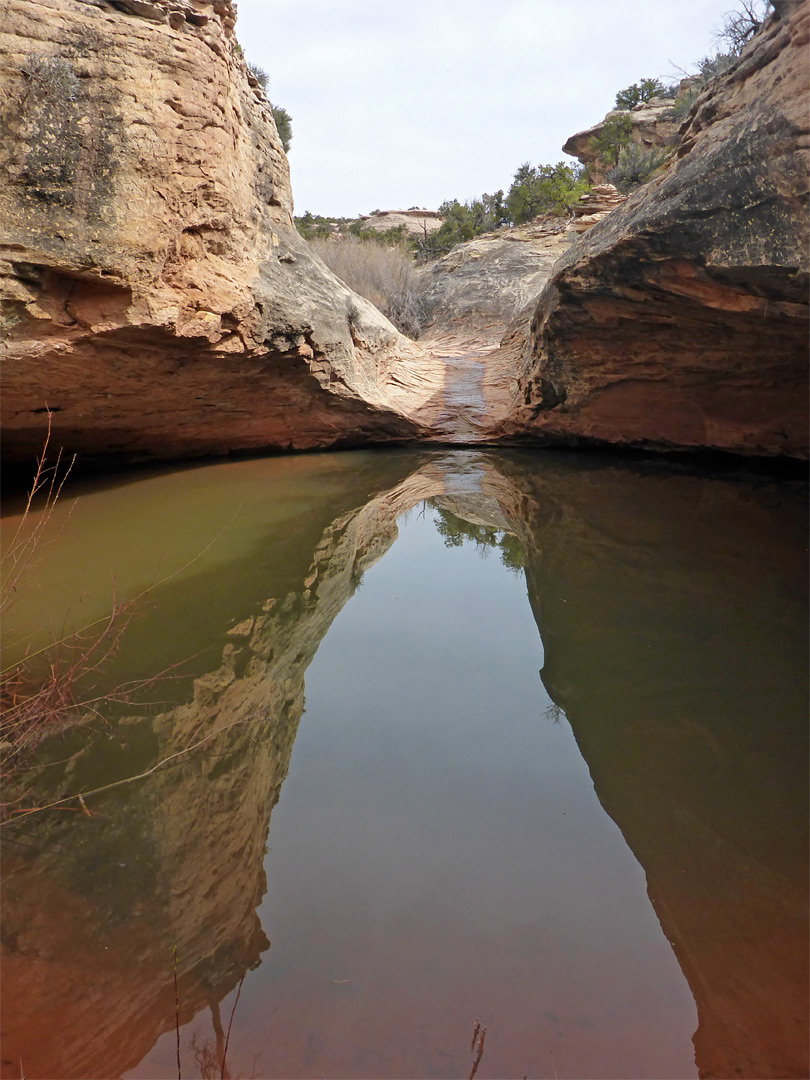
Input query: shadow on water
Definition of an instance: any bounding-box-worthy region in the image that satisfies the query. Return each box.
[0,449,807,1079]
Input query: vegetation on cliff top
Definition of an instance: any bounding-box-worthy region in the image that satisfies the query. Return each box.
[246,61,292,152]
[295,0,778,317]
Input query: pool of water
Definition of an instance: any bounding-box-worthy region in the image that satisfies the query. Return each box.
[1,449,807,1079]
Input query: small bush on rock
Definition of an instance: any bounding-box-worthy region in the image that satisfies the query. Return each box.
[271,104,292,152]
[606,142,669,191]
[505,162,588,224]
[23,54,80,101]
[247,62,268,89]
[587,113,634,171]
[614,77,669,110]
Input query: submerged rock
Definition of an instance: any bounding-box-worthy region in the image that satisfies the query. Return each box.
[503,4,809,459]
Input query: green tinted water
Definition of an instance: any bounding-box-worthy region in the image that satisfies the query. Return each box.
[1,449,807,1079]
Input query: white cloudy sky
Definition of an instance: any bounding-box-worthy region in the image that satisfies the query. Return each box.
[236,0,739,217]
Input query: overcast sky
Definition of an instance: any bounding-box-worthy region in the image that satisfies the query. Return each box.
[236,0,740,217]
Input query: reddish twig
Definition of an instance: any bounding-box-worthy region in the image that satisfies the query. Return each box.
[220,974,245,1079]
[174,946,182,1079]
[469,1026,486,1080]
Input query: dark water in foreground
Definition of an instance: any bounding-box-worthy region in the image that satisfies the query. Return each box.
[1,449,807,1080]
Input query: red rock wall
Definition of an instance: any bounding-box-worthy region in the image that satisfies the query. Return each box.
[506,4,809,459]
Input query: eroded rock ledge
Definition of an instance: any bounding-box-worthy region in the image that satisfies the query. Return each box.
[500,4,809,459]
[1,1,806,466]
[0,0,444,465]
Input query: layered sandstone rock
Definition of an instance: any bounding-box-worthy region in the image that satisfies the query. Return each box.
[414,215,572,344]
[567,183,628,233]
[562,93,682,183]
[0,0,443,466]
[501,4,809,459]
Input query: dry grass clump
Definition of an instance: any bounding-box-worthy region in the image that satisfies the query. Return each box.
[310,237,427,339]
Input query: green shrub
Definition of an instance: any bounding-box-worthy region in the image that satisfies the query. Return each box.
[417,161,587,260]
[247,62,268,89]
[418,192,507,258]
[605,142,669,191]
[664,84,701,121]
[505,162,588,223]
[348,221,412,247]
[614,77,669,110]
[270,104,292,152]
[295,212,337,240]
[310,237,427,339]
[587,113,634,171]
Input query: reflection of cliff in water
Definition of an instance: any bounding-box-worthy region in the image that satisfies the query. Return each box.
[1,451,807,1079]
[1,454,435,1080]
[500,456,809,1080]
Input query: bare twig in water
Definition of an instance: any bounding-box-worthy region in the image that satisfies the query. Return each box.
[550,1047,559,1080]
[470,1019,480,1052]
[220,974,245,1079]
[469,1025,486,1080]
[174,946,182,1080]
[1,411,75,613]
[1,427,241,773]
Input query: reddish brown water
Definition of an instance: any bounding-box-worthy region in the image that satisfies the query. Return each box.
[1,450,807,1079]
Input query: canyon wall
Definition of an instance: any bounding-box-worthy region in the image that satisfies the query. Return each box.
[502,4,809,459]
[0,0,806,467]
[0,0,440,467]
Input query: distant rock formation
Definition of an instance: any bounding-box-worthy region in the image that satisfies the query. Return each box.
[0,0,441,466]
[502,4,809,459]
[356,208,444,236]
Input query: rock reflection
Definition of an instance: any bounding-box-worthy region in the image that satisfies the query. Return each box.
[503,456,809,1080]
[1,451,807,1079]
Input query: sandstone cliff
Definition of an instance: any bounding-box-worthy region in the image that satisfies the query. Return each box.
[501,4,809,459]
[0,0,444,466]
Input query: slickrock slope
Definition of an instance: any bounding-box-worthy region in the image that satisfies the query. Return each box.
[0,0,441,466]
[503,4,809,459]
[415,215,572,345]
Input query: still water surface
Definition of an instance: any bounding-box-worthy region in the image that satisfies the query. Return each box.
[1,449,807,1079]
